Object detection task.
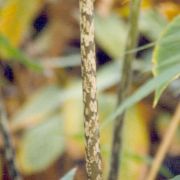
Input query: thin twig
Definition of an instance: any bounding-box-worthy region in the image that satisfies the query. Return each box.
[0,95,22,180]
[147,103,180,180]
[79,0,102,179]
[108,0,142,179]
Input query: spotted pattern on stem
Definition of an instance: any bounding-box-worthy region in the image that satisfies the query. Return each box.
[79,0,102,179]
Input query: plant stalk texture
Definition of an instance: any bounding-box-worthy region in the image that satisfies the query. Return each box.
[108,0,142,180]
[0,96,21,180]
[79,0,102,179]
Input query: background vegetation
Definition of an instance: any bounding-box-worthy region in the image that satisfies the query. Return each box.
[0,0,179,179]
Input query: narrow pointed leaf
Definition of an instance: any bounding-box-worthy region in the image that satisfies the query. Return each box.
[61,168,77,180]
[102,64,180,128]
[0,35,42,70]
[152,15,180,106]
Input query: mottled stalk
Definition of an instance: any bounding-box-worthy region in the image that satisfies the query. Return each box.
[108,0,142,180]
[0,96,21,180]
[79,0,102,179]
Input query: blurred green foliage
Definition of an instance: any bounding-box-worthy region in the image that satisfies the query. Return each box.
[0,0,179,179]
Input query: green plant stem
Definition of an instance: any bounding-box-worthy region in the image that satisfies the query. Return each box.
[108,0,142,180]
[0,94,21,180]
[79,0,102,179]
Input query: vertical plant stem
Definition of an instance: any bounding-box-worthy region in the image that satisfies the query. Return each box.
[0,95,21,180]
[79,0,103,179]
[147,103,180,180]
[108,0,141,179]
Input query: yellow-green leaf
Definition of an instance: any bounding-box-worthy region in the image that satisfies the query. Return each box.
[102,63,180,127]
[120,104,149,180]
[139,9,167,41]
[0,0,44,69]
[95,14,127,59]
[17,115,65,174]
[11,86,61,130]
[0,35,42,70]
[153,15,180,106]
[0,0,44,47]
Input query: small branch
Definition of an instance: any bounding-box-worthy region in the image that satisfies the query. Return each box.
[108,0,142,180]
[0,95,22,180]
[147,103,180,180]
[79,0,103,179]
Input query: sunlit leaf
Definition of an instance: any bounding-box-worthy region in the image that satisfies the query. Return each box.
[153,15,180,106]
[17,115,65,174]
[114,0,153,17]
[99,94,115,178]
[159,2,180,20]
[95,14,127,59]
[0,0,44,70]
[63,98,83,138]
[0,0,44,46]
[120,104,149,180]
[61,168,77,180]
[141,0,152,9]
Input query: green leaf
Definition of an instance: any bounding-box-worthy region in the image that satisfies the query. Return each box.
[153,15,180,106]
[43,54,81,68]
[120,105,149,180]
[97,62,120,91]
[102,64,180,128]
[0,34,42,71]
[11,86,62,129]
[11,59,150,132]
[11,62,120,129]
[17,115,65,174]
[95,14,127,59]
[139,10,167,41]
[0,0,43,46]
[122,152,172,178]
[170,175,180,180]
[61,168,77,180]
